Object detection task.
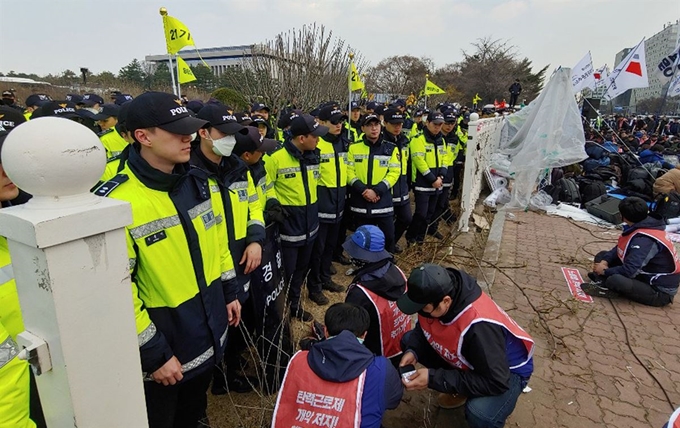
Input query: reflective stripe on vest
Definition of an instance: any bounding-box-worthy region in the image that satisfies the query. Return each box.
[281,225,319,243]
[0,263,14,284]
[419,292,534,371]
[616,229,680,276]
[355,283,412,358]
[272,350,365,428]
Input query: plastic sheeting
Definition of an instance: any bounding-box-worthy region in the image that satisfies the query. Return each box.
[501,68,588,209]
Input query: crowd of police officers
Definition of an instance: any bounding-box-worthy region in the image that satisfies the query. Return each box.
[0,88,472,427]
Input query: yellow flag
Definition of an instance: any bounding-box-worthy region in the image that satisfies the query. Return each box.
[163,15,195,54]
[349,62,364,91]
[473,93,482,104]
[176,56,196,84]
[424,78,446,95]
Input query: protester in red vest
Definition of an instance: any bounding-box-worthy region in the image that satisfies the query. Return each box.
[581,196,679,306]
[397,264,534,428]
[343,225,412,366]
[271,303,403,428]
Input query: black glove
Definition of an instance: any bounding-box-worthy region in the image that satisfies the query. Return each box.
[265,201,289,225]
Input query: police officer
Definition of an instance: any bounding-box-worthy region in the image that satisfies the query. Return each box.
[251,102,277,139]
[382,108,411,252]
[347,100,362,142]
[93,103,128,159]
[23,94,51,120]
[1,90,23,112]
[264,114,326,321]
[307,105,349,303]
[347,113,401,253]
[450,113,470,201]
[405,111,447,245]
[93,92,240,428]
[192,104,272,393]
[0,110,46,428]
[427,110,459,236]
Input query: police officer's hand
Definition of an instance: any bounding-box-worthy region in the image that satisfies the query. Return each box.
[226,299,242,327]
[266,204,289,224]
[403,368,429,390]
[151,356,183,386]
[433,177,443,189]
[241,242,262,274]
[362,189,379,203]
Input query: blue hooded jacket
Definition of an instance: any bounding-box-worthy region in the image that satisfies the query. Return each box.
[307,330,403,428]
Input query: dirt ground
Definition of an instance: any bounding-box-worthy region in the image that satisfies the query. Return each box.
[206,203,493,428]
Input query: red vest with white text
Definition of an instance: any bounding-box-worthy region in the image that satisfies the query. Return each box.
[418,292,534,371]
[667,407,680,428]
[272,351,365,428]
[617,229,680,275]
[355,284,412,358]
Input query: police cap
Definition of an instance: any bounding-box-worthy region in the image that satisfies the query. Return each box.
[126,92,208,135]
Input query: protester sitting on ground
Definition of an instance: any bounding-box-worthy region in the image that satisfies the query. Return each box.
[581,196,678,307]
[397,264,534,428]
[343,225,411,366]
[271,303,403,428]
[653,165,680,196]
[639,144,674,169]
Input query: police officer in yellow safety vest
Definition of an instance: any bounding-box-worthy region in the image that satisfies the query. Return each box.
[348,100,362,143]
[405,111,447,245]
[427,110,459,236]
[382,108,412,253]
[450,112,470,201]
[92,92,240,428]
[93,103,129,159]
[307,105,350,307]
[265,114,326,322]
[98,101,134,183]
[347,113,401,253]
[0,113,45,428]
[22,94,51,120]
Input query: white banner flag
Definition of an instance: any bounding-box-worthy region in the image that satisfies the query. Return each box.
[656,30,680,82]
[668,72,680,97]
[605,39,649,100]
[571,51,596,93]
[593,65,609,88]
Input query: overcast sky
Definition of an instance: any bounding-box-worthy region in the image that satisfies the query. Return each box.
[0,0,678,77]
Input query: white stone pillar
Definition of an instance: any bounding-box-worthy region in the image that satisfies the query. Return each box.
[0,117,148,427]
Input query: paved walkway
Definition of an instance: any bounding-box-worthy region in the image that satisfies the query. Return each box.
[489,210,679,428]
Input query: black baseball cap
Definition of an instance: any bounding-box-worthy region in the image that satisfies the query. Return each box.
[390,99,406,108]
[289,114,328,137]
[236,112,252,125]
[277,109,301,129]
[186,100,204,114]
[427,111,445,124]
[65,94,83,104]
[234,126,278,154]
[384,109,404,124]
[0,105,27,133]
[251,102,270,113]
[365,101,378,111]
[126,92,208,135]
[25,94,51,107]
[350,101,360,111]
[397,263,455,315]
[318,105,347,123]
[361,114,380,126]
[114,94,134,106]
[197,103,243,135]
[251,115,268,126]
[80,93,104,107]
[92,103,121,120]
[375,105,388,116]
[35,101,80,119]
[443,111,457,123]
[1,91,13,98]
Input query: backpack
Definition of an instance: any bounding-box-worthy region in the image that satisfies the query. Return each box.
[544,177,581,204]
[653,192,680,219]
[578,177,607,204]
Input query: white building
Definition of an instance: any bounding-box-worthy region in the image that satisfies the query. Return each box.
[145,45,255,77]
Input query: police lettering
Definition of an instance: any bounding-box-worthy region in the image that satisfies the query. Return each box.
[53,107,76,114]
[222,115,237,122]
[265,278,285,307]
[169,106,189,116]
[0,121,15,128]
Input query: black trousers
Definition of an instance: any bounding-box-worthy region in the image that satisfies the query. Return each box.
[309,222,340,287]
[354,214,396,253]
[281,241,317,309]
[213,295,258,387]
[594,251,674,307]
[450,162,464,200]
[406,191,439,243]
[509,93,519,107]
[428,186,453,234]
[394,202,413,244]
[144,369,213,428]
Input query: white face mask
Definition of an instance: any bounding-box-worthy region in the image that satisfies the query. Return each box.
[190,132,198,141]
[210,134,237,157]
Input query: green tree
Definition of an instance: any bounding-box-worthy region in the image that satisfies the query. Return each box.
[119,59,147,86]
[152,63,174,91]
[211,87,249,111]
[189,64,217,92]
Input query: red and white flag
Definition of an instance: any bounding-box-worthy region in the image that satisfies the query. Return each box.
[605,39,649,100]
[593,65,609,88]
[571,51,596,93]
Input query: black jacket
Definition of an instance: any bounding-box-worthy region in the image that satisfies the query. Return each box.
[382,131,410,205]
[402,269,523,397]
[346,259,406,358]
[509,82,522,95]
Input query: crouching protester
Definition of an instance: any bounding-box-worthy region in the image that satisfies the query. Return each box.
[581,196,678,307]
[343,225,412,366]
[397,264,534,428]
[271,303,403,428]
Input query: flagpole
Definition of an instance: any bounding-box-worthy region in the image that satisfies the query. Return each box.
[424,74,429,109]
[603,37,644,101]
[160,8,178,96]
[175,54,182,97]
[348,52,353,140]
